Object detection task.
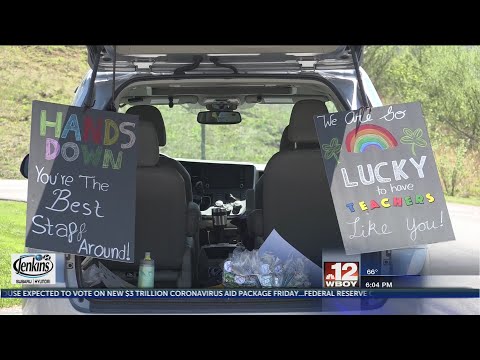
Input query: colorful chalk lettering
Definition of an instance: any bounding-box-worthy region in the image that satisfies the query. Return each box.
[314,102,455,255]
[26,100,139,263]
[345,124,398,153]
[36,107,136,169]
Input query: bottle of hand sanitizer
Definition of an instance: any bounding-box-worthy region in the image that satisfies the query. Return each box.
[138,252,155,288]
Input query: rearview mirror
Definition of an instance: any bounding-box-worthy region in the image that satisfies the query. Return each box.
[197,111,241,125]
[20,154,29,178]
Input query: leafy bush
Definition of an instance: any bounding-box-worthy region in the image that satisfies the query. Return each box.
[364,46,480,200]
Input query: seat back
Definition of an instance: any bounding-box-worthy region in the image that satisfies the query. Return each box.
[101,106,198,287]
[126,105,193,203]
[279,124,294,151]
[261,100,343,264]
[126,106,190,270]
[254,125,294,209]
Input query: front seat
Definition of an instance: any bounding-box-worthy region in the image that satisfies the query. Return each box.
[127,105,193,203]
[106,105,200,287]
[249,100,342,265]
[254,124,294,210]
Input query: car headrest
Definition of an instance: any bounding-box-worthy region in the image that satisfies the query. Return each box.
[279,125,294,151]
[288,99,328,144]
[136,121,159,167]
[126,105,166,146]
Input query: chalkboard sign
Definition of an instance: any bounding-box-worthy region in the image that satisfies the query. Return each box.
[314,102,455,255]
[25,101,139,263]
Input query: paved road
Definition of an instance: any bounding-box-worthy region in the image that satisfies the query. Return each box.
[0,305,22,315]
[0,180,478,314]
[0,180,28,202]
[426,203,480,275]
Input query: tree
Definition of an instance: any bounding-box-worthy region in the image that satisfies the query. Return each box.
[364,46,480,150]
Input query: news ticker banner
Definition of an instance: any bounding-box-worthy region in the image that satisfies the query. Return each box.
[1,288,478,299]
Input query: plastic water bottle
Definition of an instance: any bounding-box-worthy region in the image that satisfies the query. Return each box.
[138,252,155,288]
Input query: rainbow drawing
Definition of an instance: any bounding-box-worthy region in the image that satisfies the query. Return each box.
[345,124,398,153]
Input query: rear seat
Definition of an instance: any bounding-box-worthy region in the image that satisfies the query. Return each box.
[97,105,201,288]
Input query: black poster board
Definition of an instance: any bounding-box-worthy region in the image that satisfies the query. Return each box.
[25,101,139,263]
[314,102,455,255]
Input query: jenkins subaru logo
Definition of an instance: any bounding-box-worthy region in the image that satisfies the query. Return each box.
[11,254,56,285]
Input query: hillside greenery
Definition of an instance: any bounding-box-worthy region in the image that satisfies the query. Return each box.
[0,46,89,179]
[364,46,480,198]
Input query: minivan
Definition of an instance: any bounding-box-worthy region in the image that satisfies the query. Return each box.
[21,45,428,314]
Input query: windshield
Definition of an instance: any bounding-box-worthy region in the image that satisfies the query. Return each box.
[121,102,338,164]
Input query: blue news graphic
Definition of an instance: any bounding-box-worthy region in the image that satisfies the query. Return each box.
[1,288,478,299]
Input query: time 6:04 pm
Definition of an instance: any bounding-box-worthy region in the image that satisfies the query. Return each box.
[364,281,393,288]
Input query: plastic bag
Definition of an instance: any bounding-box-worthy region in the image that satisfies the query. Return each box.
[222,248,310,288]
[223,248,261,287]
[281,254,311,288]
[82,262,135,288]
[82,263,102,287]
[257,252,283,287]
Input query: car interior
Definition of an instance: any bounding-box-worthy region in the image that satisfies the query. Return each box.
[70,77,349,289]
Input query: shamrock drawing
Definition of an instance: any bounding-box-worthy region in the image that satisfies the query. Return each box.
[322,137,341,164]
[400,128,427,156]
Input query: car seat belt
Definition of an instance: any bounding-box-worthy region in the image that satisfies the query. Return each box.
[83,45,102,109]
[108,45,117,112]
[350,45,372,133]
[351,45,371,110]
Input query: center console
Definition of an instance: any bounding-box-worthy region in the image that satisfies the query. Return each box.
[180,160,257,285]
[180,160,255,212]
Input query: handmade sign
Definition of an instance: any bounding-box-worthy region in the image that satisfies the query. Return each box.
[25,101,139,262]
[314,102,455,255]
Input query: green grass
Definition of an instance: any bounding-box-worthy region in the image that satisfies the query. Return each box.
[0,46,89,179]
[444,195,480,207]
[0,200,26,308]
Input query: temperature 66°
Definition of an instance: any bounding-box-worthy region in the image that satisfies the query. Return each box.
[366,269,379,275]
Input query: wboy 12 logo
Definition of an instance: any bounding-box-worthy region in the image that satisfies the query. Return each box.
[11,254,56,285]
[323,262,359,288]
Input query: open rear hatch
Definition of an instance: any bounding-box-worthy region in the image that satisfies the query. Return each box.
[87,45,363,73]
[75,45,371,314]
